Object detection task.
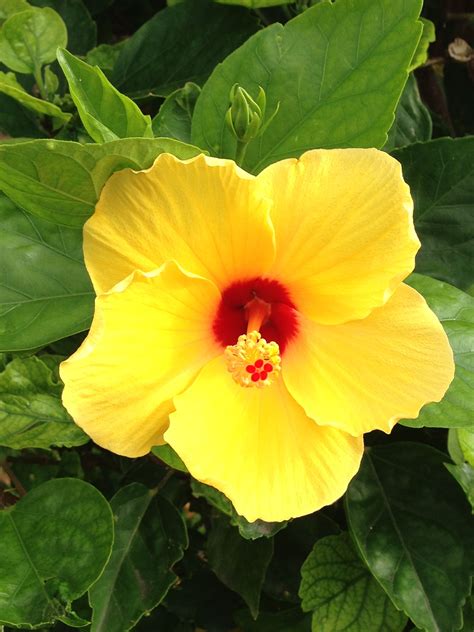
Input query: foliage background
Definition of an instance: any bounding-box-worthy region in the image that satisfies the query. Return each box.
[0,0,472,631]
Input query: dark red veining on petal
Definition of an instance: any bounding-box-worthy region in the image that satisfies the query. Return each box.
[212,277,299,353]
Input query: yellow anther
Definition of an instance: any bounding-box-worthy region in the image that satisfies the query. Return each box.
[225,330,281,388]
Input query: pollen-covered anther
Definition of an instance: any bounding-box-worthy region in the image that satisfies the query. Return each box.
[225,330,281,388]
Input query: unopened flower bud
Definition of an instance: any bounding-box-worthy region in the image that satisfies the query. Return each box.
[226,84,265,143]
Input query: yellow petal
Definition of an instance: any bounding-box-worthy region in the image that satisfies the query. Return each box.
[165,356,363,522]
[85,153,275,294]
[60,261,221,457]
[282,284,454,436]
[257,149,419,324]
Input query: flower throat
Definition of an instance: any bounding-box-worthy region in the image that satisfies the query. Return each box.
[213,278,298,388]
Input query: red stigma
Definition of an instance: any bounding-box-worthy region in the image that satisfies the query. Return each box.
[251,372,260,382]
[264,363,273,372]
[260,371,268,380]
[255,359,264,368]
[246,365,256,373]
[212,278,299,353]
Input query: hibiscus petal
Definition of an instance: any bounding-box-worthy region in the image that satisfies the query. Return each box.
[282,284,454,436]
[60,261,221,457]
[257,149,419,324]
[85,153,275,294]
[165,356,363,522]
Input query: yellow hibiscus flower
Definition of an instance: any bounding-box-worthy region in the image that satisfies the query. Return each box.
[60,149,454,522]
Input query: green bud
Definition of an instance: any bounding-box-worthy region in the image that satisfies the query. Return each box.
[226,84,264,143]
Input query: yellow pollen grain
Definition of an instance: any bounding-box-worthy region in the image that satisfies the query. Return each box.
[225,330,281,388]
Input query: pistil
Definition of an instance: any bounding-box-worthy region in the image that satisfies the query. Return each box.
[225,331,281,388]
[245,296,271,333]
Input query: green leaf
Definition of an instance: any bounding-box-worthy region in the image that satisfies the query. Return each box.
[235,608,311,632]
[410,17,435,70]
[111,0,259,99]
[57,48,153,143]
[89,483,188,632]
[383,74,431,150]
[152,82,201,143]
[0,70,71,122]
[191,478,233,514]
[0,7,68,74]
[448,428,465,464]
[86,41,124,75]
[0,354,87,449]
[0,194,94,351]
[192,0,423,173]
[265,513,340,604]
[207,515,274,618]
[235,515,287,540]
[0,92,43,137]
[346,443,473,632]
[393,137,474,292]
[0,137,202,228]
[0,0,30,24]
[445,463,474,511]
[403,274,474,428]
[30,0,97,56]
[152,444,188,473]
[0,478,113,628]
[299,532,407,632]
[458,427,474,466]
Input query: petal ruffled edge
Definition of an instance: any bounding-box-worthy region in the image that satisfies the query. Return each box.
[165,355,364,522]
[282,284,455,436]
[258,148,419,324]
[61,261,221,456]
[84,153,275,294]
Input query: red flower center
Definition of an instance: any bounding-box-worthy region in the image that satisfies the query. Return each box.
[213,278,299,353]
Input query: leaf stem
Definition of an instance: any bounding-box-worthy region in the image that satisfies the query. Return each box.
[34,65,47,100]
[1,460,27,497]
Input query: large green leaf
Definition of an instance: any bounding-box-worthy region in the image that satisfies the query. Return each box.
[383,74,431,150]
[0,194,94,351]
[264,513,339,604]
[403,274,474,428]
[57,48,153,143]
[0,354,87,449]
[192,0,423,173]
[30,0,97,56]
[0,70,71,122]
[152,82,201,144]
[346,443,473,632]
[0,7,67,74]
[299,533,407,632]
[89,483,188,632]
[0,137,202,228]
[0,478,113,628]
[394,137,474,292]
[207,515,274,618]
[111,0,258,99]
